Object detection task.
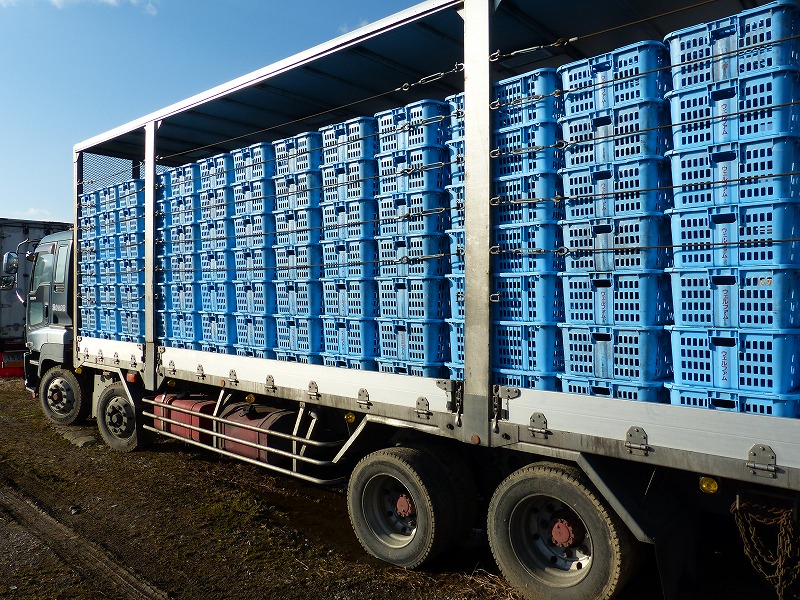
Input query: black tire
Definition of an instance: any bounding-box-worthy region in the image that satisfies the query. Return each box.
[487,464,637,600]
[347,447,456,568]
[39,366,89,426]
[96,382,148,452]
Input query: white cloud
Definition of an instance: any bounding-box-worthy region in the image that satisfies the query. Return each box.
[0,0,157,14]
[337,18,370,35]
[13,207,53,220]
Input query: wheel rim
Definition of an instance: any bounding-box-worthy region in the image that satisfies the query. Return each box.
[508,494,593,587]
[46,377,76,416]
[361,473,417,549]
[103,395,136,440]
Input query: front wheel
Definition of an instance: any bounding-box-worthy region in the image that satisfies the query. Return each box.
[39,366,89,425]
[487,464,637,600]
[96,382,148,452]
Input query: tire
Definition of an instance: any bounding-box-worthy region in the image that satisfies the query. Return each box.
[487,464,636,600]
[96,383,148,452]
[39,366,89,426]
[347,447,456,568]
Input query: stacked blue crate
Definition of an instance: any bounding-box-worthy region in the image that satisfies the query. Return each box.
[273,133,324,363]
[557,42,674,402]
[446,68,565,389]
[664,1,800,417]
[319,117,381,369]
[375,100,451,377]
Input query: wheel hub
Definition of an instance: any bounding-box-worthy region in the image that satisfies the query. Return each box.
[549,509,586,548]
[395,493,416,518]
[47,379,73,412]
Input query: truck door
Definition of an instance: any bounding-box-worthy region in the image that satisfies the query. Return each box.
[27,242,56,331]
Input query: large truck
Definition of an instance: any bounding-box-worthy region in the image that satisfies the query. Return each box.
[5,1,800,598]
[0,218,69,376]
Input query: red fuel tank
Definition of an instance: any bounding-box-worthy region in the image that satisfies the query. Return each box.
[218,403,294,467]
[152,394,216,445]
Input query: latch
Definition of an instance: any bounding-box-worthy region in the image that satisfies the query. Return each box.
[228,370,239,386]
[625,426,649,457]
[196,364,205,380]
[167,360,176,376]
[308,381,320,402]
[112,352,120,365]
[492,386,520,432]
[97,350,104,363]
[746,444,777,479]
[415,397,431,420]
[357,388,372,409]
[265,374,276,393]
[130,355,138,369]
[436,379,464,417]
[528,412,549,440]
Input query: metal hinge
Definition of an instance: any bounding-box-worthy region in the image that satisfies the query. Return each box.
[112,352,120,365]
[228,370,239,386]
[167,360,176,376]
[308,381,320,402]
[625,426,649,457]
[747,444,777,479]
[357,388,372,409]
[130,355,138,369]
[415,397,431,420]
[265,375,276,393]
[492,386,519,432]
[437,379,464,416]
[528,412,549,440]
[196,364,205,380]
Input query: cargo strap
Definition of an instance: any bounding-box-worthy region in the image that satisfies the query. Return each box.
[731,501,800,600]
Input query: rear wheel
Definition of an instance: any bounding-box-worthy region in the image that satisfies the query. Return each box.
[96,382,148,452]
[39,366,89,425]
[347,447,456,568]
[487,464,636,600]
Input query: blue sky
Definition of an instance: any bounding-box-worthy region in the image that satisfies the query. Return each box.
[0,0,418,224]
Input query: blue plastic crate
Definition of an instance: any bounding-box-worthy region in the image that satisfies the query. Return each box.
[275,209,322,247]
[168,164,201,196]
[377,147,450,195]
[118,258,144,285]
[233,213,274,249]
[163,253,198,283]
[165,283,199,312]
[377,360,446,378]
[447,137,464,180]
[560,324,672,382]
[321,240,378,279]
[98,260,117,286]
[198,153,234,190]
[119,285,144,310]
[199,187,233,220]
[493,68,564,129]
[322,199,378,241]
[447,275,465,320]
[275,280,323,316]
[274,246,322,280]
[322,318,379,357]
[493,274,565,323]
[79,285,98,306]
[448,229,465,274]
[159,225,199,256]
[378,319,448,363]
[665,383,800,417]
[98,307,119,336]
[99,284,117,306]
[118,309,144,339]
[119,232,145,259]
[232,178,275,215]
[492,222,564,273]
[321,279,378,318]
[234,314,275,349]
[378,277,450,320]
[562,271,673,326]
[231,142,275,183]
[668,201,800,268]
[492,123,564,177]
[448,185,465,230]
[665,0,800,90]
[561,158,672,221]
[235,346,275,360]
[233,248,272,280]
[666,68,800,150]
[117,206,144,234]
[322,355,377,370]
[79,307,98,336]
[199,219,235,251]
[96,236,115,261]
[156,172,171,201]
[97,186,119,213]
[377,234,449,278]
[378,191,450,236]
[99,212,116,237]
[274,171,323,211]
[560,214,672,272]
[200,250,235,282]
[79,191,99,218]
[321,160,378,204]
[490,322,564,373]
[200,313,236,345]
[117,179,144,208]
[667,137,800,208]
[274,351,323,365]
[166,339,203,351]
[78,216,98,241]
[446,93,465,139]
[200,282,236,313]
[492,172,564,224]
[275,317,323,353]
[558,41,670,118]
[78,262,99,287]
[669,267,800,329]
[494,370,561,391]
[273,132,323,176]
[560,101,671,169]
[561,376,667,403]
[320,117,379,166]
[376,99,450,153]
[163,195,201,227]
[167,312,201,341]
[235,281,275,314]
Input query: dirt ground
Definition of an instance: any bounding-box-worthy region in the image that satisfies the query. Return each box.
[0,376,781,600]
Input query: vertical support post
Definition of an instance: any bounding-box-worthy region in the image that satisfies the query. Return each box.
[144,122,157,390]
[73,150,83,367]
[461,0,493,446]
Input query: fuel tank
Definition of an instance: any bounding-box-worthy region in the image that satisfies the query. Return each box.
[218,403,294,467]
[152,393,216,445]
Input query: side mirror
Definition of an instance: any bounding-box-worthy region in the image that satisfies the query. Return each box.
[0,276,14,291]
[2,252,19,275]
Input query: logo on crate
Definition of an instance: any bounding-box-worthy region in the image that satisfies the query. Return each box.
[721,164,729,199]
[721,226,729,263]
[721,349,729,383]
[721,288,730,328]
[600,290,608,323]
[721,101,729,138]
